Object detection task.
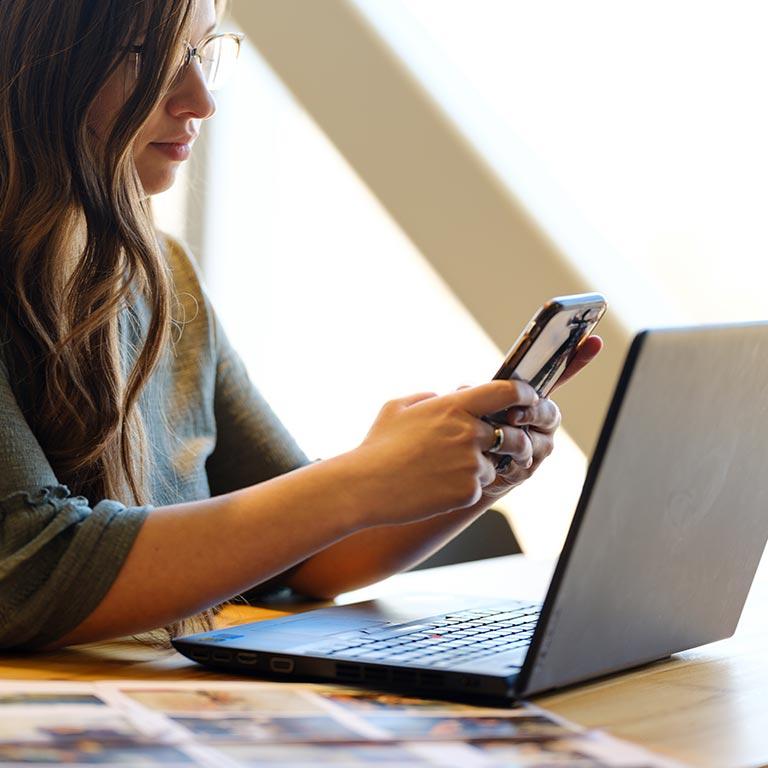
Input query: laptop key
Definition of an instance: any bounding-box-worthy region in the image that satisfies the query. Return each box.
[382,654,416,663]
[361,623,436,640]
[314,604,542,664]
[337,649,372,659]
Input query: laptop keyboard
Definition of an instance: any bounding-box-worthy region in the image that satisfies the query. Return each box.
[312,604,541,668]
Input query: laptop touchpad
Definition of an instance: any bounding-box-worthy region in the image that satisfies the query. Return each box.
[243,612,382,647]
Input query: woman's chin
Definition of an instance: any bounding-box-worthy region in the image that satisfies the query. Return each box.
[138,164,181,197]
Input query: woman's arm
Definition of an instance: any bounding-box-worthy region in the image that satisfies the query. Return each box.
[286,337,602,598]
[286,500,494,600]
[49,453,375,647]
[286,396,559,598]
[48,379,537,647]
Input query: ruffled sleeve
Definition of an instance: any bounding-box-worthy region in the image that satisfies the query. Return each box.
[0,358,149,650]
[0,486,148,649]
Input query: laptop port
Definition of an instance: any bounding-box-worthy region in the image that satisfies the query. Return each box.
[336,662,362,680]
[189,648,210,662]
[235,652,258,666]
[392,669,417,684]
[420,671,444,687]
[211,650,232,663]
[364,666,389,682]
[270,657,295,674]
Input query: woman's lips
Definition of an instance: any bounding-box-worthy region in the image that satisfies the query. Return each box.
[150,142,192,161]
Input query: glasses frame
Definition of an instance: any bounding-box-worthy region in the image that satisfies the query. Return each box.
[128,32,245,90]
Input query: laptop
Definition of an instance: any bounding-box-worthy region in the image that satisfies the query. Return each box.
[174,324,768,700]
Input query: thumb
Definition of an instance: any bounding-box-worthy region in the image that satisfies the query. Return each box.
[552,335,603,392]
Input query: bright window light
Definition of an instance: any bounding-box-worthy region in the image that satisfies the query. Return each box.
[355,0,768,327]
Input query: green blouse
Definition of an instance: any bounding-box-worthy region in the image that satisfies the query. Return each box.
[0,235,308,649]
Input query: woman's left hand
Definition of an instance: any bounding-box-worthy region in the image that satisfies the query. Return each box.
[481,334,603,501]
[480,398,561,499]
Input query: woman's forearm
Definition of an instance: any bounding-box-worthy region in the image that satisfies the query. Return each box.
[49,379,542,648]
[50,453,380,648]
[287,496,496,599]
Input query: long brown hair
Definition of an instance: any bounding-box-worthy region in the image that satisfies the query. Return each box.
[0,0,198,503]
[0,0,224,639]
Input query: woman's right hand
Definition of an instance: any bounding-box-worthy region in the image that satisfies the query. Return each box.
[351,380,539,527]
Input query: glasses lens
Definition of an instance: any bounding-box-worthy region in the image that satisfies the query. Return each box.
[171,43,191,87]
[198,35,240,91]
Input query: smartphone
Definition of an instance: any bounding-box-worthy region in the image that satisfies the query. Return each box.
[486,293,607,424]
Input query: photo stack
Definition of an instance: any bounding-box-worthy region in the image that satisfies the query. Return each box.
[0,681,686,767]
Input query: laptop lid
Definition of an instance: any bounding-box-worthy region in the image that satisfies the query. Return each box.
[516,324,768,697]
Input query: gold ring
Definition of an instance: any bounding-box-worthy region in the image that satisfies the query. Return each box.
[490,426,505,453]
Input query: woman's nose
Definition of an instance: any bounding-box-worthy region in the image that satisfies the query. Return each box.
[167,59,217,120]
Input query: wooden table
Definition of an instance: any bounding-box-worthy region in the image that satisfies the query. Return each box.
[1,553,766,768]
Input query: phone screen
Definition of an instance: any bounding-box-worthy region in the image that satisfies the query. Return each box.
[514,308,599,396]
[494,298,605,398]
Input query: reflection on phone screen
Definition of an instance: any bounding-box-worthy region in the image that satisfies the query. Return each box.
[503,306,601,397]
[517,310,593,396]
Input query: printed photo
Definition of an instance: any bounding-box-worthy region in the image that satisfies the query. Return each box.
[492,733,689,768]
[124,687,324,715]
[471,738,609,766]
[314,687,525,715]
[0,693,106,708]
[218,743,435,766]
[172,714,362,743]
[360,713,570,741]
[0,711,145,745]
[0,743,199,765]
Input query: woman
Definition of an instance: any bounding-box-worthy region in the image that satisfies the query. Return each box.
[0,0,600,650]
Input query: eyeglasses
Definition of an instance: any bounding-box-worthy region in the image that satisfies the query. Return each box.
[128,32,244,93]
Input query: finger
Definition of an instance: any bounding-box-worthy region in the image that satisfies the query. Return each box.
[379,392,438,420]
[497,428,554,480]
[528,427,555,469]
[484,423,533,465]
[506,398,561,433]
[552,335,603,392]
[478,453,498,487]
[396,392,439,408]
[449,379,538,418]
